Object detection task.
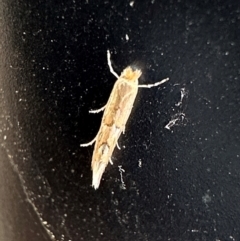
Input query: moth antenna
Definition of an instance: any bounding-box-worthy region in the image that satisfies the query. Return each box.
[107,50,120,79]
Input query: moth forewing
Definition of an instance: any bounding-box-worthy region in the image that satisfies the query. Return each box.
[115,83,138,127]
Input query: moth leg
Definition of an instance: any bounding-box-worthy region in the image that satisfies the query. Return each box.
[107,50,120,79]
[80,135,98,147]
[89,105,106,114]
[109,158,113,165]
[116,141,121,150]
[138,77,169,88]
[122,126,125,134]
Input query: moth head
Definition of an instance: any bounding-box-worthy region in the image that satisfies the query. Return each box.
[120,66,142,82]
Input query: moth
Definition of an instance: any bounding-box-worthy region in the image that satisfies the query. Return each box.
[81,50,169,189]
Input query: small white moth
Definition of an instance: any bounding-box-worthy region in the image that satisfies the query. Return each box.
[81,50,169,189]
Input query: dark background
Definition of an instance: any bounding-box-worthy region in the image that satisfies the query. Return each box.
[0,1,239,241]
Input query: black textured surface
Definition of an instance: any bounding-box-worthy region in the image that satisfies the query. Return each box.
[0,1,240,241]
